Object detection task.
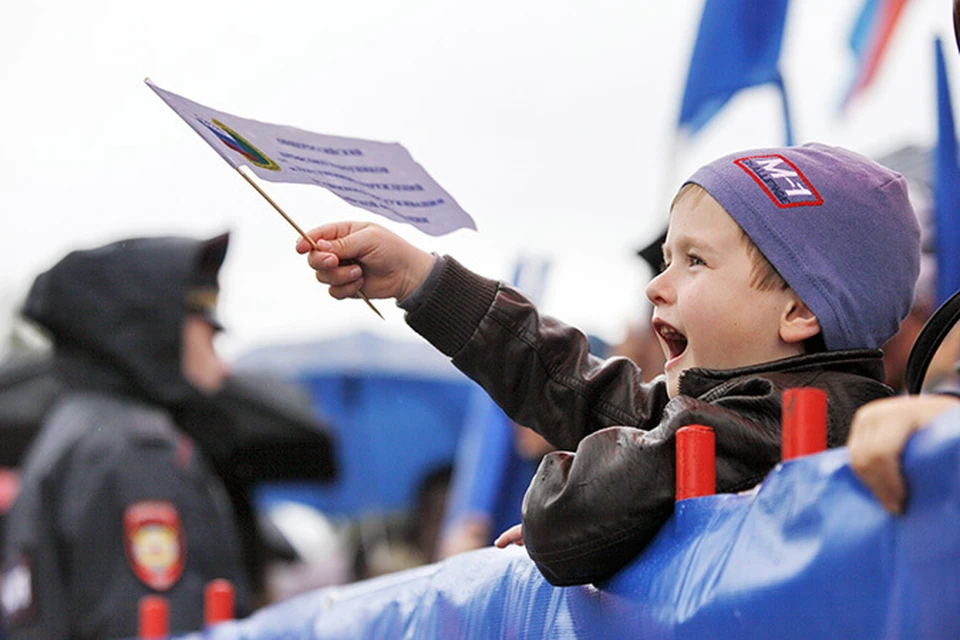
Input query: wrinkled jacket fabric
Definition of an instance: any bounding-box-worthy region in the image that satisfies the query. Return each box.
[404,256,894,586]
[2,236,251,639]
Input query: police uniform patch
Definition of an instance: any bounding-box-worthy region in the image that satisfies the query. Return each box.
[124,501,186,591]
[2,552,36,626]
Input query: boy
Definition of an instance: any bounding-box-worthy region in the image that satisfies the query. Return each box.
[297,143,920,586]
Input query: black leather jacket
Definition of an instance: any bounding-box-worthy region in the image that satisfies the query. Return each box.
[404,256,894,586]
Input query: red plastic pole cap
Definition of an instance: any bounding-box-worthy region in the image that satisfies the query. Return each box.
[676,424,716,500]
[205,578,236,625]
[138,595,169,639]
[782,387,828,461]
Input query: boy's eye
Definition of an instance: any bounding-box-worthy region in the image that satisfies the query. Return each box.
[687,254,705,267]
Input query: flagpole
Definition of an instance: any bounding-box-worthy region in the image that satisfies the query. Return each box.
[235,166,385,320]
[774,73,794,146]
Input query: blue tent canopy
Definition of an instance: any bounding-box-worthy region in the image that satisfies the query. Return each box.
[236,331,477,517]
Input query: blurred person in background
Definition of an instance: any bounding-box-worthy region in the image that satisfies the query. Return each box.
[351,464,455,580]
[1,234,253,639]
[847,5,960,518]
[870,144,960,394]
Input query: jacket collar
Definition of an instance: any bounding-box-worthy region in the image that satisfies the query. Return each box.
[678,348,886,398]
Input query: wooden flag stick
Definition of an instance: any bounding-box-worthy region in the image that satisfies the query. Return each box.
[235,167,384,320]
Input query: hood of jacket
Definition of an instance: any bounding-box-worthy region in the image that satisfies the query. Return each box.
[22,233,229,409]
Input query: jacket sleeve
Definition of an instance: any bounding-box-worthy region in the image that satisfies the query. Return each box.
[3,444,73,638]
[405,256,670,450]
[521,389,784,586]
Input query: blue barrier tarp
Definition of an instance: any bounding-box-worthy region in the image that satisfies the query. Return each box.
[180,406,960,639]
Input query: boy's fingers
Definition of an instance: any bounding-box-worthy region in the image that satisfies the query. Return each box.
[295,237,332,254]
[331,224,390,264]
[327,277,365,300]
[311,221,363,240]
[296,222,365,254]
[306,250,342,272]
[302,229,374,265]
[494,524,523,548]
[313,263,363,287]
[299,221,380,253]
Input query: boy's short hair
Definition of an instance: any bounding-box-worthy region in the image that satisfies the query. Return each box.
[684,143,921,351]
[674,183,787,292]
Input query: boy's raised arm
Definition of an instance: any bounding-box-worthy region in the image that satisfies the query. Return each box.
[296,221,435,302]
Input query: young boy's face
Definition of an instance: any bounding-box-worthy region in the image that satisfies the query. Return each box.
[645,188,805,398]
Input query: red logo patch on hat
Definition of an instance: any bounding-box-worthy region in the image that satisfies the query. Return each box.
[124,501,186,591]
[734,154,823,208]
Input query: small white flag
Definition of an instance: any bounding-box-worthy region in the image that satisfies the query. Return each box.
[146,79,477,236]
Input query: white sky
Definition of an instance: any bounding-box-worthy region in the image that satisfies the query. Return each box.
[0,0,952,361]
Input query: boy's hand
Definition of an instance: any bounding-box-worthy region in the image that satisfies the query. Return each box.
[848,395,960,515]
[296,222,435,302]
[494,523,524,548]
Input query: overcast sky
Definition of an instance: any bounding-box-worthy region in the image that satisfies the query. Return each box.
[0,0,951,361]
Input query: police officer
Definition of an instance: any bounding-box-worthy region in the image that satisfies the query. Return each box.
[1,234,252,638]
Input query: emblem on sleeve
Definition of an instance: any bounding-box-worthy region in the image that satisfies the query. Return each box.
[123,501,186,591]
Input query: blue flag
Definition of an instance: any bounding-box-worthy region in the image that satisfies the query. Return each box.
[935,37,960,305]
[678,0,792,144]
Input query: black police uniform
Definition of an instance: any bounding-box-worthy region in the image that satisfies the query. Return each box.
[2,235,252,638]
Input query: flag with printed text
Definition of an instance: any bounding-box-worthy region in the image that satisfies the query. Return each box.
[146,79,476,236]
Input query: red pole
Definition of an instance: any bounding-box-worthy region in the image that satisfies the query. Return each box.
[205,579,235,625]
[676,424,716,500]
[138,595,168,639]
[782,387,827,461]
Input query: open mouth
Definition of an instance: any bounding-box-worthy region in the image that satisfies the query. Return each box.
[653,319,688,361]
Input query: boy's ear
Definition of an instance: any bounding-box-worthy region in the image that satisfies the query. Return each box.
[780,296,821,345]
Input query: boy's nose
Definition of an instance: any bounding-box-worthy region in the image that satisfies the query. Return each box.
[645,269,672,306]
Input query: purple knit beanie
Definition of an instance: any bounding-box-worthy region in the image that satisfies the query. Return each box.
[686,142,920,351]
